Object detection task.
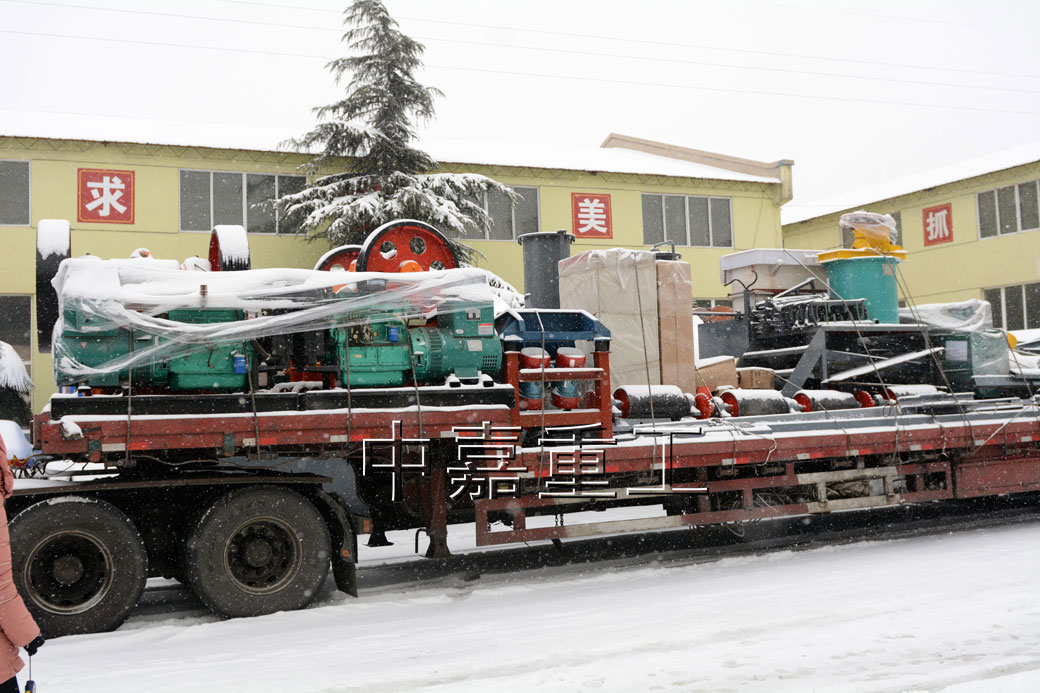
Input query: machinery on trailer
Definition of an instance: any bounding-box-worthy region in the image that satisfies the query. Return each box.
[13,215,1040,638]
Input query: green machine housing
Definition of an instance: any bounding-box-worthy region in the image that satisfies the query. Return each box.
[332,301,502,387]
[56,306,253,391]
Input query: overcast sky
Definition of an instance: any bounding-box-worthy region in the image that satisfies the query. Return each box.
[4,0,1039,219]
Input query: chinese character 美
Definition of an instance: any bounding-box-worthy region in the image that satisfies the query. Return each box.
[576,197,608,234]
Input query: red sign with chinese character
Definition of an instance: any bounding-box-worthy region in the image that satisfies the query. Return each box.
[571,193,612,239]
[922,203,953,246]
[78,168,135,224]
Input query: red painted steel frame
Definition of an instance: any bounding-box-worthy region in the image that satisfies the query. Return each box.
[474,412,1040,546]
[34,407,513,462]
[502,349,613,436]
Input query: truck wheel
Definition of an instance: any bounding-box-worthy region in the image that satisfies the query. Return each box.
[186,487,330,618]
[10,497,148,637]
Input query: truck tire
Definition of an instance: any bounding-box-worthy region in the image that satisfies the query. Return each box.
[185,487,330,618]
[9,497,148,637]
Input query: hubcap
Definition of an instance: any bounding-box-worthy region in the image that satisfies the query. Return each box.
[224,518,302,595]
[25,531,114,615]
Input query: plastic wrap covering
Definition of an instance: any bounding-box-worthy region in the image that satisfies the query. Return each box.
[51,256,519,381]
[559,249,660,391]
[839,211,899,246]
[1011,328,1040,354]
[900,299,993,331]
[969,330,1010,377]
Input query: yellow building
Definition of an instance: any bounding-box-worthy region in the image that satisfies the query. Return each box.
[0,131,791,410]
[782,145,1040,332]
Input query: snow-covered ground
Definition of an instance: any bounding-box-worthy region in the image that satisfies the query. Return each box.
[28,519,1040,692]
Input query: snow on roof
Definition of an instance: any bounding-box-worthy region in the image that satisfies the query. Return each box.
[782,141,1040,226]
[0,113,778,184]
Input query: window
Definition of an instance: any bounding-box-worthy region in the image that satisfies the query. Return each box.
[0,295,32,419]
[641,194,732,247]
[841,210,902,248]
[457,186,540,240]
[977,181,1040,239]
[692,298,733,311]
[984,283,1040,331]
[179,170,306,233]
[0,161,30,226]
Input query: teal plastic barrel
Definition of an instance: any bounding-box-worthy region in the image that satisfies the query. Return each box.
[822,256,900,323]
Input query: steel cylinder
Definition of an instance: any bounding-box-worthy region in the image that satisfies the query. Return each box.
[720,389,792,417]
[794,389,861,413]
[613,385,690,420]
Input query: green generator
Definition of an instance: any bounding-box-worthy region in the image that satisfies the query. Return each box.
[332,301,502,387]
[409,302,501,381]
[56,306,253,391]
[163,309,253,390]
[331,309,413,387]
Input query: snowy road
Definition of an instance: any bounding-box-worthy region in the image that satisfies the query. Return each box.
[27,516,1040,692]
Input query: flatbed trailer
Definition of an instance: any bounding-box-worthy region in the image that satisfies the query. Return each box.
[20,354,1040,638]
[477,396,1040,545]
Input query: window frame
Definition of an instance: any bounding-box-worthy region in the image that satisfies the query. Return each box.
[984,282,1040,331]
[641,193,734,248]
[0,160,31,227]
[977,180,1040,241]
[467,185,541,241]
[692,298,733,310]
[178,169,307,235]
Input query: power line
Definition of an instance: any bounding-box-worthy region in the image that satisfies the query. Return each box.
[2,26,1037,119]
[7,0,1040,82]
[414,35,1040,97]
[1,0,343,34]
[428,64,1040,116]
[4,20,1040,100]
[746,0,1039,35]
[0,28,329,60]
[396,17,1040,82]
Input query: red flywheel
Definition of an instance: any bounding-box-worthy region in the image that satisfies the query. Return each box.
[356,220,458,272]
[314,245,362,272]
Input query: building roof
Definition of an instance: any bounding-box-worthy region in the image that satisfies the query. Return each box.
[782,141,1040,226]
[0,115,780,185]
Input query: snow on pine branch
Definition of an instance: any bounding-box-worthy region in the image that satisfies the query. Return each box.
[0,342,31,393]
[279,170,516,263]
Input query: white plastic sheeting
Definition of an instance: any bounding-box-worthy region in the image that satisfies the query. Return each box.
[51,257,518,380]
[559,249,661,391]
[839,210,899,245]
[899,299,993,331]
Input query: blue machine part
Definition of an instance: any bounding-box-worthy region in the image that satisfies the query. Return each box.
[495,310,611,356]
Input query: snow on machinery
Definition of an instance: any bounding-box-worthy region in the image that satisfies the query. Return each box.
[19,218,615,637]
[15,212,1040,639]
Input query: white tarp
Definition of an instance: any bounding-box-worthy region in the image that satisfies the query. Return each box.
[559,249,661,391]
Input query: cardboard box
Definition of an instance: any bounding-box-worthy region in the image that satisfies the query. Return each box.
[693,356,738,393]
[656,259,697,394]
[737,366,775,390]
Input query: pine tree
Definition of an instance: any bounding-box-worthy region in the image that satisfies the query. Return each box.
[278,0,515,264]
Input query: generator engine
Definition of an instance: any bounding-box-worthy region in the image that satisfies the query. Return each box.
[47,221,505,394]
[328,302,501,387]
[57,306,254,392]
